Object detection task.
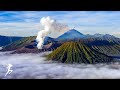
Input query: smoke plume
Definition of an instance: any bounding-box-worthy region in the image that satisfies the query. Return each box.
[36,16,69,49]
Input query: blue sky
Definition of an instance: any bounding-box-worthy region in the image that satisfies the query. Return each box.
[0,11,120,38]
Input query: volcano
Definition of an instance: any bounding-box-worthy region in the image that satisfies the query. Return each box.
[47,42,113,64]
[56,29,86,41]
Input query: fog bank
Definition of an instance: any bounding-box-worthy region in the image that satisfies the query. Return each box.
[0,52,120,79]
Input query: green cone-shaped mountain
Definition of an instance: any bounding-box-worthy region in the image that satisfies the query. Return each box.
[47,42,113,64]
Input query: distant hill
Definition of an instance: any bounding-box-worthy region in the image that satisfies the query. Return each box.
[56,29,86,41]
[2,36,36,51]
[1,35,61,53]
[0,35,23,47]
[47,42,113,64]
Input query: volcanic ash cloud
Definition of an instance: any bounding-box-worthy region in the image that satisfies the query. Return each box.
[36,16,69,49]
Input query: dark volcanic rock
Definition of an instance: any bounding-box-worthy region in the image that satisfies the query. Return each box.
[12,41,62,54]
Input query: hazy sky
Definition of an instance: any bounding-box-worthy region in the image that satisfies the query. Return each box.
[0,11,120,38]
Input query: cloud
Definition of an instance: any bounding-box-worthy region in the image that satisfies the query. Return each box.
[0,22,40,36]
[0,52,120,79]
[112,32,120,38]
[0,11,120,36]
[112,32,120,35]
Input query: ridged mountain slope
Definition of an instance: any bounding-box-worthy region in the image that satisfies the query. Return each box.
[47,42,113,64]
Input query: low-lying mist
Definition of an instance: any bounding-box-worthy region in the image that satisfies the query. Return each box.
[0,52,120,79]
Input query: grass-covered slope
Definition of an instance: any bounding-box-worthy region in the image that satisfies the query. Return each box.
[47,42,113,64]
[78,38,120,56]
[2,36,36,51]
[91,45,120,56]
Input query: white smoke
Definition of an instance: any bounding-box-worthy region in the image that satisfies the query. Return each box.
[36,16,69,49]
[0,52,120,79]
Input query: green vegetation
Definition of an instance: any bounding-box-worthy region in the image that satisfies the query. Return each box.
[78,38,120,56]
[47,42,113,64]
[91,45,120,56]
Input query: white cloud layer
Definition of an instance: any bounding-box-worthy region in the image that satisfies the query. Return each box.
[0,52,120,79]
[112,32,120,38]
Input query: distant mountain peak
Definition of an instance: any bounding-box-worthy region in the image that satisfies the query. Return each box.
[93,33,104,37]
[56,29,86,41]
[104,34,114,37]
[66,29,83,35]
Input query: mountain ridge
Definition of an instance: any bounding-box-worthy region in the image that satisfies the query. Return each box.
[0,35,24,47]
[47,42,113,64]
[1,29,120,56]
